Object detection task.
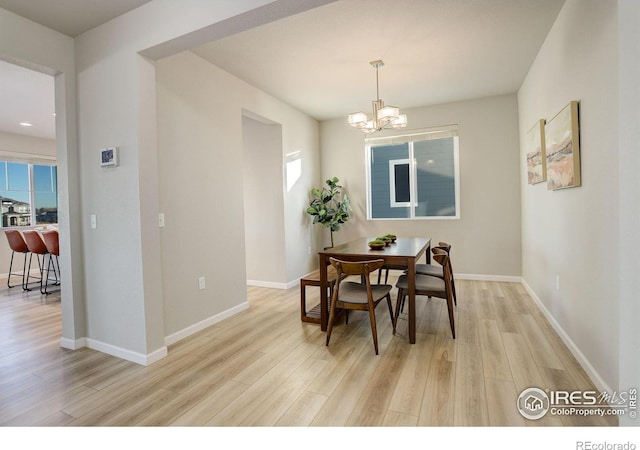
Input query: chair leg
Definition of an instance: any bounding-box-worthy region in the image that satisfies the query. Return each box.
[325,292,339,347]
[42,254,58,295]
[7,251,14,288]
[451,276,458,306]
[393,289,405,332]
[24,253,35,291]
[54,256,61,285]
[384,269,390,284]
[445,291,456,339]
[40,254,49,295]
[7,251,29,289]
[367,306,379,355]
[385,294,395,333]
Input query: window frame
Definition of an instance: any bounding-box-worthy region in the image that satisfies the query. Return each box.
[365,126,461,220]
[388,158,413,208]
[0,151,58,228]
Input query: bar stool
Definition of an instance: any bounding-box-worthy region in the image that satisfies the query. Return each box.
[41,230,60,295]
[4,230,30,290]
[22,230,48,292]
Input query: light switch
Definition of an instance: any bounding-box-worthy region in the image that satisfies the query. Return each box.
[158,213,165,228]
[90,214,97,229]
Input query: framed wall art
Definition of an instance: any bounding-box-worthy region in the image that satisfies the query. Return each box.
[526,119,546,184]
[545,101,581,190]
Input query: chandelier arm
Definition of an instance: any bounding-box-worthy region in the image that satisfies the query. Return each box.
[348,59,407,133]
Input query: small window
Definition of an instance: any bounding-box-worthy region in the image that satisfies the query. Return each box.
[389,159,411,207]
[366,127,460,220]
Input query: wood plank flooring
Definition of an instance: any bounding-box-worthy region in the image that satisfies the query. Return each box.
[0,275,618,427]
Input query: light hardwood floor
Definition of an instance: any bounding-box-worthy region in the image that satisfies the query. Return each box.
[0,275,617,427]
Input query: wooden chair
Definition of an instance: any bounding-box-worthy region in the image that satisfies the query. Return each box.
[41,230,60,295]
[4,230,30,290]
[412,241,457,306]
[326,258,394,355]
[394,251,455,339]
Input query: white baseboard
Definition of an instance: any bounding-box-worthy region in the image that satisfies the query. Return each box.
[82,338,167,366]
[164,301,250,346]
[247,279,296,290]
[60,336,86,350]
[60,336,167,366]
[455,273,523,283]
[60,303,252,365]
[520,278,612,395]
[248,273,522,290]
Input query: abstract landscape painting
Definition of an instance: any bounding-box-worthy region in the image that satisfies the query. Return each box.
[526,119,546,184]
[545,101,581,190]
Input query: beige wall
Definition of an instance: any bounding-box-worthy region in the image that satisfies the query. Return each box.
[0,131,56,157]
[319,94,522,277]
[72,0,327,362]
[618,0,640,427]
[518,0,618,391]
[242,114,287,287]
[157,51,320,339]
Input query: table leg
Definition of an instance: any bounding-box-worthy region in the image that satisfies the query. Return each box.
[408,259,416,344]
[319,253,329,331]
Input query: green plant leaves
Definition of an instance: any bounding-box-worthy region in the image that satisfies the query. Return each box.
[306,177,352,246]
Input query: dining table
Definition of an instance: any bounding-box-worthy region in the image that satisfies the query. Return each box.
[318,236,431,344]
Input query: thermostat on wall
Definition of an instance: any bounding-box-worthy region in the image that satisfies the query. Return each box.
[100,147,119,167]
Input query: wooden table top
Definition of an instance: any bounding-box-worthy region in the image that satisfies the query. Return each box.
[319,236,431,259]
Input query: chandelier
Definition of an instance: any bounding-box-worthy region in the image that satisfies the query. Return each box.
[348,60,407,134]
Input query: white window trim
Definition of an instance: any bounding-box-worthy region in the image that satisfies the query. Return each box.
[389,158,412,208]
[0,156,58,228]
[366,127,461,220]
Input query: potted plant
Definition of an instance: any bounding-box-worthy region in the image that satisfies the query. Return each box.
[306,177,351,248]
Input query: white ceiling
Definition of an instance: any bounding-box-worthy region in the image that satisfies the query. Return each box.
[0,60,55,140]
[0,0,565,140]
[0,0,152,37]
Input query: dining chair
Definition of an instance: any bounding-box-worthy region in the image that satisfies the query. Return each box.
[41,230,60,295]
[22,230,49,292]
[394,251,455,339]
[326,258,394,355]
[412,241,457,306]
[4,230,30,290]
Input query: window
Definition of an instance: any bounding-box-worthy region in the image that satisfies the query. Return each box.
[0,160,58,227]
[366,127,459,219]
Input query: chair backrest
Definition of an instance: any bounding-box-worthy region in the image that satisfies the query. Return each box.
[329,258,384,278]
[437,242,452,253]
[432,247,447,255]
[22,230,48,255]
[5,230,28,253]
[42,230,59,256]
[432,252,452,293]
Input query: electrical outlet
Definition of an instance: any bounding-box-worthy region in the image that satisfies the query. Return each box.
[90,214,97,229]
[198,276,206,290]
[158,213,165,228]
